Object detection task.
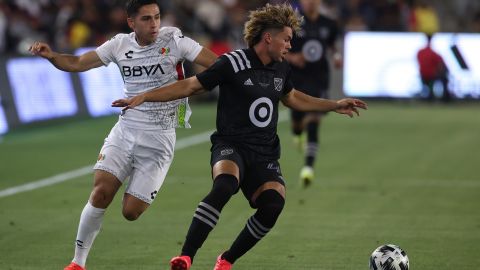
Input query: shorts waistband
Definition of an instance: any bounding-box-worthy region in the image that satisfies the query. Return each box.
[118,119,176,133]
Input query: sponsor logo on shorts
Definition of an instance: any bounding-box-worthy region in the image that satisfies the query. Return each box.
[97,153,105,161]
[150,190,158,200]
[267,162,280,173]
[220,149,234,156]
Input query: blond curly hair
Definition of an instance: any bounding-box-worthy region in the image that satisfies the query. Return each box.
[244,3,303,48]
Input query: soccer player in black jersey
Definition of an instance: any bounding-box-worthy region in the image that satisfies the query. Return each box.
[112,4,366,270]
[285,0,343,187]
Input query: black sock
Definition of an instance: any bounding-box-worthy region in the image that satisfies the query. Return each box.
[222,189,285,264]
[181,174,238,260]
[305,121,319,167]
[291,111,303,136]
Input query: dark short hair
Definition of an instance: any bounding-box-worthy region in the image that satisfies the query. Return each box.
[125,0,159,17]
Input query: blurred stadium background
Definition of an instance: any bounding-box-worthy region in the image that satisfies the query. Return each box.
[1,0,479,269]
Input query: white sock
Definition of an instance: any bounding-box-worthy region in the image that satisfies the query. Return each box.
[71,202,106,267]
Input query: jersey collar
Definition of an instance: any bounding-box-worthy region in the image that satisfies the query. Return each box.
[246,48,277,70]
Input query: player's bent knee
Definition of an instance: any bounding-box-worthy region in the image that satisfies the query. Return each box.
[256,189,285,214]
[212,174,239,195]
[251,181,285,204]
[122,208,143,221]
[122,194,149,221]
[90,171,121,208]
[253,189,285,228]
[90,187,116,208]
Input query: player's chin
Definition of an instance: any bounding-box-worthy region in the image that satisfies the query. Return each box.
[150,32,158,40]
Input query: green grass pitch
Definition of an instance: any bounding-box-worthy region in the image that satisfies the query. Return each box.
[0,102,479,269]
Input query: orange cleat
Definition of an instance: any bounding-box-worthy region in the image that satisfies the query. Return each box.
[170,255,191,270]
[213,254,232,270]
[64,262,86,270]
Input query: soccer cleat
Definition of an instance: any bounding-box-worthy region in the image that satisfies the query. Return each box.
[64,262,86,270]
[170,255,191,270]
[213,254,233,270]
[300,166,314,188]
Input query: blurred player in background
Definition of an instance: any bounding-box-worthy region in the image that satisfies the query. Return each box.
[29,1,217,269]
[285,0,341,187]
[112,4,366,270]
[417,33,450,102]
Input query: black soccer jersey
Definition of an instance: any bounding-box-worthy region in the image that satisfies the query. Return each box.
[290,12,338,89]
[196,48,294,160]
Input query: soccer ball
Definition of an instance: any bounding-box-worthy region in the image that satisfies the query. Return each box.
[369,244,409,270]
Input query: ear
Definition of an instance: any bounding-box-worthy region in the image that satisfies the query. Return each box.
[127,17,135,30]
[264,32,272,44]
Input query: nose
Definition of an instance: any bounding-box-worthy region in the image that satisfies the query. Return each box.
[151,18,159,27]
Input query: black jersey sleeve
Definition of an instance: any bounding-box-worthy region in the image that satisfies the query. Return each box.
[282,64,294,96]
[196,55,232,91]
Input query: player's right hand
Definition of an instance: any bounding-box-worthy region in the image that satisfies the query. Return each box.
[111,94,146,112]
[29,41,53,59]
[334,98,368,118]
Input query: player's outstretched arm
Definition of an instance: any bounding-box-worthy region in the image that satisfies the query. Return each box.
[193,47,218,68]
[282,89,367,117]
[29,41,103,72]
[111,76,205,110]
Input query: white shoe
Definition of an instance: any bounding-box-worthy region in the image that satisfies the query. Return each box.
[300,166,314,188]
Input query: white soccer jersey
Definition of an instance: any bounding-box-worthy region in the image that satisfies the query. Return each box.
[96,27,202,129]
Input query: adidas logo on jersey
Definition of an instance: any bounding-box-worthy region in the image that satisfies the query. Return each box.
[244,78,254,86]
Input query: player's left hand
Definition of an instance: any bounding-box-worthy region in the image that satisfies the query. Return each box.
[334,98,368,117]
[333,55,343,69]
[111,94,146,112]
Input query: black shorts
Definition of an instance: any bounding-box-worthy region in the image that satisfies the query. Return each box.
[210,141,286,208]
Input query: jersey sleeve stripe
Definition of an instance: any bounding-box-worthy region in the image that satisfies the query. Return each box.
[236,50,251,69]
[225,53,240,73]
[231,51,245,71]
[176,61,185,80]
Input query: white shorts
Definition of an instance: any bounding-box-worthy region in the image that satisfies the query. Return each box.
[94,121,176,204]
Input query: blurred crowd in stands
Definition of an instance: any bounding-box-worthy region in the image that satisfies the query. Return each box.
[1,0,480,55]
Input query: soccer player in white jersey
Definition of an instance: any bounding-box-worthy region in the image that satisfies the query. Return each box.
[29,1,217,270]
